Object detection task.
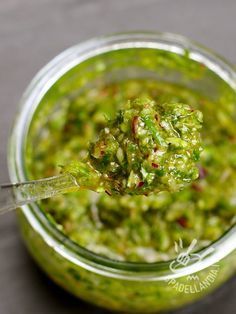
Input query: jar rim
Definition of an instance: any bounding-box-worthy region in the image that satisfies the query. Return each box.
[8,31,236,280]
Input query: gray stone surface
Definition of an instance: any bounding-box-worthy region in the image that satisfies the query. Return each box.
[0,0,235,313]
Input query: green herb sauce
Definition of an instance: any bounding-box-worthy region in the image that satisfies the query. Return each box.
[64,98,202,195]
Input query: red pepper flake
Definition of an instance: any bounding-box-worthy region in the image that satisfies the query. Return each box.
[137,181,144,188]
[100,88,109,97]
[199,99,206,106]
[100,150,105,156]
[154,147,158,152]
[64,124,71,132]
[105,190,112,196]
[155,114,159,122]
[200,63,206,70]
[191,183,203,192]
[229,135,236,143]
[198,166,208,179]
[131,116,139,135]
[177,217,188,228]
[152,163,159,168]
[111,85,118,96]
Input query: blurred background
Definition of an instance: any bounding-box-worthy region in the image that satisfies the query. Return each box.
[0,0,235,313]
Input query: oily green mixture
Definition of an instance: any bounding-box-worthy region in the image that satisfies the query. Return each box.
[26,79,236,262]
[64,98,203,195]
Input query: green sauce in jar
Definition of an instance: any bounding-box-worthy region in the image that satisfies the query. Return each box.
[25,49,236,263]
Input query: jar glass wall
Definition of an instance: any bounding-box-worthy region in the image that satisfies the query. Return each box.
[8,32,236,313]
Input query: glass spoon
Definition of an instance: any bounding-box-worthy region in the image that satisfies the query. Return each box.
[0,173,78,214]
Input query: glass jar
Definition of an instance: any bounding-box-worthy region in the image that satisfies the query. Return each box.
[8,32,236,313]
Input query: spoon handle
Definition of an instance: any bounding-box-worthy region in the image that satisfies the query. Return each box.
[0,174,77,214]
